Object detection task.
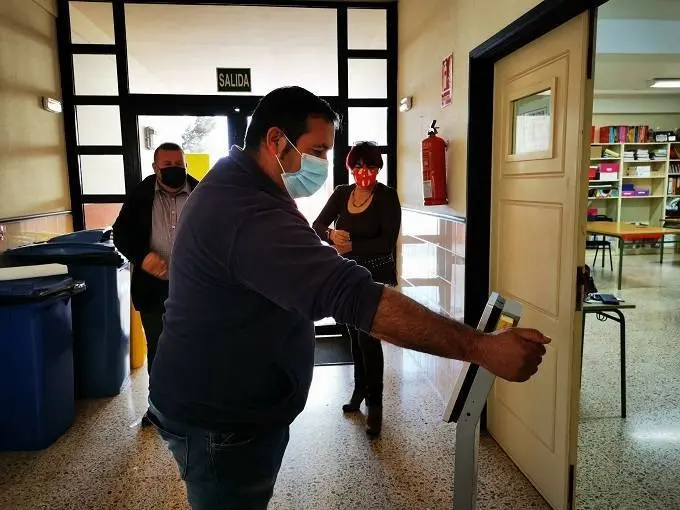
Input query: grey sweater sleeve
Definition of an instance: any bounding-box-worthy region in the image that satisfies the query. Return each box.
[231,207,384,332]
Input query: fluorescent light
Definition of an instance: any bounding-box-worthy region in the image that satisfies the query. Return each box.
[650,79,680,89]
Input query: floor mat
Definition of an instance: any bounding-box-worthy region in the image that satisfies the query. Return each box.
[314,334,353,366]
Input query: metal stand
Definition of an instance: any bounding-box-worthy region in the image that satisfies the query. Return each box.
[452,367,496,510]
[442,293,523,510]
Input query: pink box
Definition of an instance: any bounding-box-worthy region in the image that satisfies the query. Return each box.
[599,162,620,173]
[622,190,635,196]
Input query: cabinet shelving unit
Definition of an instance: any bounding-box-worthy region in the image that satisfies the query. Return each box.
[589,142,678,226]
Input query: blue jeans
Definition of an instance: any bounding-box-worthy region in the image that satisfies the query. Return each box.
[148,402,290,510]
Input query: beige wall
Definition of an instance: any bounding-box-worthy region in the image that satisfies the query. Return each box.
[0,0,70,219]
[397,0,543,217]
[593,95,680,132]
[593,114,680,132]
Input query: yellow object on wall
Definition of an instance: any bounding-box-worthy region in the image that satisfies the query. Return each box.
[130,305,147,370]
[186,153,211,181]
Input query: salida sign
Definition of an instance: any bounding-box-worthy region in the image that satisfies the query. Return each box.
[216,68,251,93]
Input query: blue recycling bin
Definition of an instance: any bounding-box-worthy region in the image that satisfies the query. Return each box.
[4,229,131,398]
[0,275,84,451]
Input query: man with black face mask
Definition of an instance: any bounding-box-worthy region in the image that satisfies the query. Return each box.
[113,142,198,426]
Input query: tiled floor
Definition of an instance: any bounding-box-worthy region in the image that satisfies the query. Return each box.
[576,251,680,510]
[0,347,548,509]
[1,251,677,510]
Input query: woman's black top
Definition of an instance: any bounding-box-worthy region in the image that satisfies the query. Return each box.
[312,183,401,286]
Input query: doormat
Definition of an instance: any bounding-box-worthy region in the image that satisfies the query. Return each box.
[314,334,353,366]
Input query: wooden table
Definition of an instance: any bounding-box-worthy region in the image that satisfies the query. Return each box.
[581,301,636,418]
[586,221,679,289]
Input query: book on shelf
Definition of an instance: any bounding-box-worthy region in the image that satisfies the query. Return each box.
[654,148,668,159]
[621,148,668,161]
[603,148,620,158]
[595,125,649,144]
[669,177,680,196]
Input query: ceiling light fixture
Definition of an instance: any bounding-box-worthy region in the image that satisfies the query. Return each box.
[649,79,680,89]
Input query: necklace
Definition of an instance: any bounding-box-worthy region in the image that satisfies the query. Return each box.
[351,188,374,208]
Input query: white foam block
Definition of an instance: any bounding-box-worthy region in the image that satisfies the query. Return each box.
[0,264,69,281]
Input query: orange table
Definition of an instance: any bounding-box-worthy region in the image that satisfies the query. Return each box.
[586,221,679,289]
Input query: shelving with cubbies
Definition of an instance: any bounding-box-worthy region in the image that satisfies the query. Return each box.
[667,143,680,217]
[589,141,676,226]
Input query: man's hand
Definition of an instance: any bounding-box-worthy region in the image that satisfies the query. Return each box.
[141,252,168,279]
[329,229,351,245]
[473,328,551,382]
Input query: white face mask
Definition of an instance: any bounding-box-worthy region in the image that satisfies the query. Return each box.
[275,134,329,198]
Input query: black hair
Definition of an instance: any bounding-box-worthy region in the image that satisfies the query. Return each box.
[153,142,183,163]
[244,86,340,151]
[346,141,383,170]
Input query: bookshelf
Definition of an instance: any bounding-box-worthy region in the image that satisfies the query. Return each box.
[589,142,678,227]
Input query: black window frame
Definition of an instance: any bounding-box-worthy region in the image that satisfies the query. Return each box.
[56,0,398,231]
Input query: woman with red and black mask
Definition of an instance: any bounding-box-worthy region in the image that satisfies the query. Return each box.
[313,141,402,437]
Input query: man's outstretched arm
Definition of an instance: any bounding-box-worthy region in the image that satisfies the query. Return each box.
[370,287,550,382]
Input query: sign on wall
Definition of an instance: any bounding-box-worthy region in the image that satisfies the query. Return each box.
[216,68,252,93]
[441,53,453,108]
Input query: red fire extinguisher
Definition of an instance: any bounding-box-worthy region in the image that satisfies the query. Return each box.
[421,120,448,206]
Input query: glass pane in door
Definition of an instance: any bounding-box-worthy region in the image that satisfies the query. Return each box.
[80,155,125,194]
[348,108,387,146]
[137,116,230,179]
[126,4,338,95]
[348,8,387,50]
[73,54,118,96]
[84,203,123,229]
[70,1,114,44]
[76,105,122,146]
[348,59,387,99]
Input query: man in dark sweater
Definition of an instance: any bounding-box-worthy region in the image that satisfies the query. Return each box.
[112,142,198,425]
[148,87,550,509]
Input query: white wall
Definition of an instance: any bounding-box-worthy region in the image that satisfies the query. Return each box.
[593,95,680,131]
[0,0,70,219]
[397,0,543,217]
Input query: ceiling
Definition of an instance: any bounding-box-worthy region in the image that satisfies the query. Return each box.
[599,0,680,20]
[70,0,680,98]
[595,0,680,96]
[70,2,387,95]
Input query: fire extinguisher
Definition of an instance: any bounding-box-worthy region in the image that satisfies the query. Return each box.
[421,120,448,206]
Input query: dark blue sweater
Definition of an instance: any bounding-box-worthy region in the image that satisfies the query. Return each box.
[149,148,384,431]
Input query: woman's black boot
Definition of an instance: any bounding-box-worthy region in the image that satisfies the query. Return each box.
[342,389,365,413]
[366,404,382,437]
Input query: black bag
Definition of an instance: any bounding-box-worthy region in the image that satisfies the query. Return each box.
[583,264,598,296]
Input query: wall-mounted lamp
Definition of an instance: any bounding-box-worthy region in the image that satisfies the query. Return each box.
[41,97,62,114]
[399,96,413,113]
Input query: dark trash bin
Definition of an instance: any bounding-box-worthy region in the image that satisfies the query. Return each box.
[0,269,85,450]
[4,229,131,398]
